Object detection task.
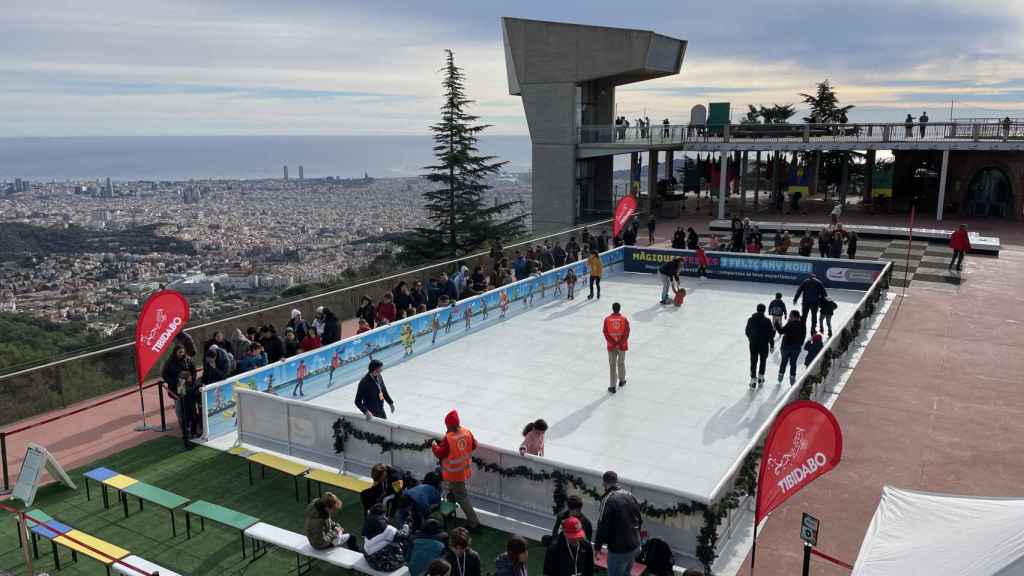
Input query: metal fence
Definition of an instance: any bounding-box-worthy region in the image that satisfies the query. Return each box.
[579,121,1024,147]
[0,217,628,427]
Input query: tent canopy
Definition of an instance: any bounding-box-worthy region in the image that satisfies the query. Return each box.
[852,486,1024,576]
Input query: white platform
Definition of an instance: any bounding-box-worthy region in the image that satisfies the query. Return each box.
[309,274,863,502]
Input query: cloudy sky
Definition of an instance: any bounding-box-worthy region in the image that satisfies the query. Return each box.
[3,0,1024,137]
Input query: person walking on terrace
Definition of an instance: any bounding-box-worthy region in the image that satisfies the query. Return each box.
[949,224,971,271]
[603,303,630,394]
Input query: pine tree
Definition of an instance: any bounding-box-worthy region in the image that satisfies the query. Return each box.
[398,50,526,263]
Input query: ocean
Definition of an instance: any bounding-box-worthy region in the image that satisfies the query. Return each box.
[0,135,532,181]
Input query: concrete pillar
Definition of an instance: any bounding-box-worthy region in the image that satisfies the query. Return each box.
[648,149,659,214]
[740,151,748,215]
[864,150,876,203]
[754,151,761,209]
[664,150,674,180]
[630,152,640,195]
[810,152,821,197]
[718,153,728,219]
[937,149,950,221]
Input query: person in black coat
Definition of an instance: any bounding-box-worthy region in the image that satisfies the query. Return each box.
[686,227,699,250]
[357,297,376,330]
[260,325,285,363]
[162,345,199,448]
[745,304,775,388]
[793,273,828,329]
[594,471,642,569]
[321,307,341,344]
[355,360,395,419]
[775,310,807,386]
[444,527,482,576]
[544,517,594,576]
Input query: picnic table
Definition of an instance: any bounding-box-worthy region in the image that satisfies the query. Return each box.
[184,500,260,558]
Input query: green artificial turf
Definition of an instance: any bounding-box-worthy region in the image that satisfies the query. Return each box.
[0,436,548,575]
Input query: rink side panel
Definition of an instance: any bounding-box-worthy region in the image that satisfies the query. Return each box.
[623,246,888,290]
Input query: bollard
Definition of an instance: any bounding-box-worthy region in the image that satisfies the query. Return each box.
[1,431,8,492]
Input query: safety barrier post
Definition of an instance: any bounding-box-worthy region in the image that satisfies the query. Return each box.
[1,431,8,492]
[157,382,168,432]
[802,543,812,576]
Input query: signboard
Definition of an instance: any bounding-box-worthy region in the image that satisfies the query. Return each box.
[12,444,76,506]
[801,512,819,546]
[623,247,886,290]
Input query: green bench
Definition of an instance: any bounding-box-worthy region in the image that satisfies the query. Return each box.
[184,500,260,559]
[121,481,191,537]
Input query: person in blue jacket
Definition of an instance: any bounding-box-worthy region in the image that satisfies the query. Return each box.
[397,472,442,530]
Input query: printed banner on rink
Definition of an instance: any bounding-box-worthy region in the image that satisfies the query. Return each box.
[202,248,625,439]
[623,247,886,290]
[755,401,843,524]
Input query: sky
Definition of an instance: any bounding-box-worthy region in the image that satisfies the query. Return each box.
[3,0,1024,137]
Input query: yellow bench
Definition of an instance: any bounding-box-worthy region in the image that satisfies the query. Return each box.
[305,468,373,502]
[245,452,310,500]
[53,529,130,576]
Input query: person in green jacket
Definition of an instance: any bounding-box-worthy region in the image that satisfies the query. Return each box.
[305,492,357,550]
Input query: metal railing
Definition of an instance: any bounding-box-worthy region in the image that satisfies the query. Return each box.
[0,217,629,427]
[579,120,1024,147]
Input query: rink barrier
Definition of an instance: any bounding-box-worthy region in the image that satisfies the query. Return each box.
[623,246,889,290]
[202,248,626,440]
[234,389,708,560]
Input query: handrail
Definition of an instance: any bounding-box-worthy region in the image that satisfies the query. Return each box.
[0,216,626,382]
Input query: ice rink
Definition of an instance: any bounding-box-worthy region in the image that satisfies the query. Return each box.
[309,273,864,501]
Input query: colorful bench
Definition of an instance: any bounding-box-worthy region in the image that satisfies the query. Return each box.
[244,521,409,576]
[85,466,190,536]
[112,554,184,576]
[184,499,260,559]
[18,509,71,566]
[53,529,131,576]
[304,468,373,503]
[245,451,311,501]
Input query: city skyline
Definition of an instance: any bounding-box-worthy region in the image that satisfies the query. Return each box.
[3,1,1024,137]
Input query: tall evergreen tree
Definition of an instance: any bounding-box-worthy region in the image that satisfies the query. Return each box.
[397,50,526,263]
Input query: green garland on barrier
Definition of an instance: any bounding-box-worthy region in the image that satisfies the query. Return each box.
[329,272,890,576]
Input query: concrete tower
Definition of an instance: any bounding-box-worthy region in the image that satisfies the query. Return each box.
[283,165,289,180]
[501,17,686,232]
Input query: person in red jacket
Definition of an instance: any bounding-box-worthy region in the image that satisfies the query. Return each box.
[431,410,480,529]
[696,245,710,279]
[602,303,630,394]
[948,224,971,271]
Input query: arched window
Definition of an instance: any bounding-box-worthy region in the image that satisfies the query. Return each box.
[967,167,1013,218]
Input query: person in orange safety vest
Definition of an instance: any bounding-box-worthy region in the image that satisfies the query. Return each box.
[431,410,480,529]
[603,302,630,394]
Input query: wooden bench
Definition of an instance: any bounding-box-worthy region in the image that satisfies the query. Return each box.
[85,466,190,535]
[244,521,409,576]
[53,528,131,576]
[121,481,191,537]
[245,452,310,501]
[305,468,373,503]
[184,500,260,559]
[112,554,184,576]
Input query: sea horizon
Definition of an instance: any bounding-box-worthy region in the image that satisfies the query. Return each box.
[0,134,533,182]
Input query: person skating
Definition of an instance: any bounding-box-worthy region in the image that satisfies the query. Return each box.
[793,273,827,329]
[819,296,837,337]
[603,303,630,394]
[431,410,480,530]
[804,332,824,367]
[775,310,806,386]
[695,245,709,279]
[355,359,395,420]
[949,224,971,271]
[745,304,775,388]
[593,471,643,576]
[587,250,603,300]
[564,268,577,300]
[768,292,787,332]
[658,257,682,305]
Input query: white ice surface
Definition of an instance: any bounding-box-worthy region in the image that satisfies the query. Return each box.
[308,273,863,502]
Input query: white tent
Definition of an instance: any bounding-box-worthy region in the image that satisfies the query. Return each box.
[852,486,1024,576]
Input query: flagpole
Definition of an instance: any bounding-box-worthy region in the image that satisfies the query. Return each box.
[749,516,758,576]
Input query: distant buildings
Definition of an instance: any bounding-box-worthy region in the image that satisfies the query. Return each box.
[299,165,304,180]
[283,165,289,180]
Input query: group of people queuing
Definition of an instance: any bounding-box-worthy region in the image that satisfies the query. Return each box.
[711,216,860,260]
[745,274,836,389]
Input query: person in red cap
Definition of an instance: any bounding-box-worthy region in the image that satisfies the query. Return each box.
[544,516,594,576]
[432,410,480,529]
[603,303,630,394]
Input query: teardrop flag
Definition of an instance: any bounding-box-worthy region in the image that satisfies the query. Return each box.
[613,194,637,238]
[135,289,190,387]
[755,400,843,525]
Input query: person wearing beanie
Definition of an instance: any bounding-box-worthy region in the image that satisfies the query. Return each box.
[544,516,594,576]
[594,471,642,576]
[355,359,394,419]
[287,308,309,341]
[431,410,480,530]
[804,332,824,367]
